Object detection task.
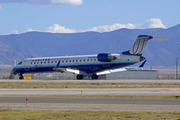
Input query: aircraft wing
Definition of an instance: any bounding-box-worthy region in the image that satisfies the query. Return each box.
[53,59,146,76]
[96,68,127,75]
[96,60,147,75]
[53,60,87,75]
[53,67,83,74]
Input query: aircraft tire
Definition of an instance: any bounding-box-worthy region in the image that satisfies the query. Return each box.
[19,74,24,80]
[91,74,98,79]
[76,74,83,80]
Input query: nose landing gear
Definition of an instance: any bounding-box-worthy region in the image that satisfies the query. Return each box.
[19,73,24,80]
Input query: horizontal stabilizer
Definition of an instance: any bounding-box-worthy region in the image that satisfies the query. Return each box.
[152,37,170,39]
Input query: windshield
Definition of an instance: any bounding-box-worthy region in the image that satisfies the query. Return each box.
[18,61,22,65]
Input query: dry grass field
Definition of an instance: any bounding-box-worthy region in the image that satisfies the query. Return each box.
[0,110,180,120]
[0,81,180,89]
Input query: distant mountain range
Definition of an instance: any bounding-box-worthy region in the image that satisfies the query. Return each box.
[0,24,180,68]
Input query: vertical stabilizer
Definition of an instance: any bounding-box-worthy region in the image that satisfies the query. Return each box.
[122,35,170,56]
[122,35,153,56]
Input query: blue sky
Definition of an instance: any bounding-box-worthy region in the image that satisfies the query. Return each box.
[0,0,180,35]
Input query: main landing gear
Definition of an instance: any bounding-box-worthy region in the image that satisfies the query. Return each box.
[19,73,24,80]
[91,74,98,79]
[76,74,99,80]
[76,74,83,80]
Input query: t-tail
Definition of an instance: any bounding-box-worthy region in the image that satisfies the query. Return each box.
[122,35,170,56]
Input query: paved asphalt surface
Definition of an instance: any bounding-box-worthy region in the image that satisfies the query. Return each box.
[1,79,180,83]
[0,88,180,96]
[0,97,180,105]
[0,80,180,111]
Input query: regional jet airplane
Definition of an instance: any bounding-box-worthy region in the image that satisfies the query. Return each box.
[12,35,169,80]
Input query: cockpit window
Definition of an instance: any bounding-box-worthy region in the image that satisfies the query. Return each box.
[18,61,22,65]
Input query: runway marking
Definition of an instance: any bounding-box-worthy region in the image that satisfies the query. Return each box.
[0,102,180,107]
[153,89,180,92]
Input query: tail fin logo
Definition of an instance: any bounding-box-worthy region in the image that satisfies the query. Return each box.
[129,36,150,55]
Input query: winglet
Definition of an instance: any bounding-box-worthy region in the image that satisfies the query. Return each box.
[54,60,60,68]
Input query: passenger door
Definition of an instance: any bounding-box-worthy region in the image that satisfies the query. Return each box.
[24,60,30,71]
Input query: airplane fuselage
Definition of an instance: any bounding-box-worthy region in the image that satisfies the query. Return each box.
[13,53,141,75]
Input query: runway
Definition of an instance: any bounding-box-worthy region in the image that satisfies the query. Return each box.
[0,88,180,96]
[0,80,180,112]
[1,97,180,105]
[1,79,180,83]
[0,97,180,112]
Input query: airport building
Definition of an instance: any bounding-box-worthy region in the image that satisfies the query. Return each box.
[106,70,158,80]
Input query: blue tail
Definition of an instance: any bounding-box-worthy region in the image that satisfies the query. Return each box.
[122,35,153,56]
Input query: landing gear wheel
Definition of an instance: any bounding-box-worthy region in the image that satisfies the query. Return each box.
[91,74,98,79]
[19,74,24,80]
[76,74,83,80]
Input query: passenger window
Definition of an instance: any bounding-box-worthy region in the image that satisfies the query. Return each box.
[37,62,39,64]
[84,59,85,62]
[76,60,78,62]
[41,62,42,64]
[34,62,36,64]
[55,61,57,63]
[87,59,89,62]
[94,59,96,61]
[31,62,32,64]
[51,61,53,63]
[66,60,68,62]
[73,60,74,62]
[44,62,46,64]
[69,60,71,62]
[80,60,81,62]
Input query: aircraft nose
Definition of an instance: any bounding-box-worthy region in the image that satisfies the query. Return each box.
[12,67,17,75]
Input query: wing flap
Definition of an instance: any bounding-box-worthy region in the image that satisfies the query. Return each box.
[96,68,127,75]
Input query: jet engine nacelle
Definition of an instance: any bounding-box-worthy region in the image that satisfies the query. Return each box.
[97,53,117,62]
